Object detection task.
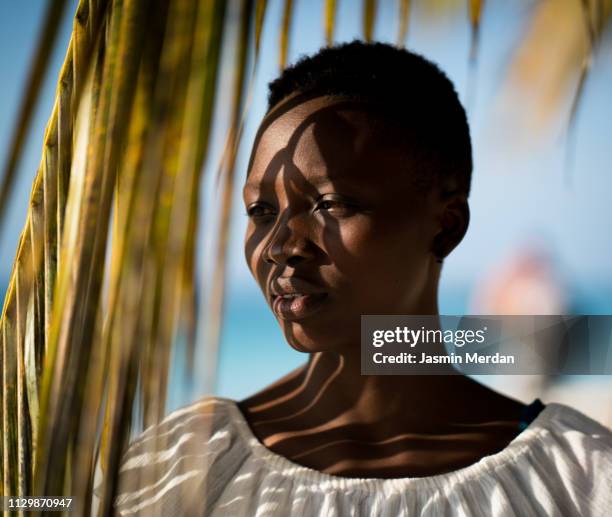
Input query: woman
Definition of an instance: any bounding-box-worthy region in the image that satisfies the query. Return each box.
[112,41,612,516]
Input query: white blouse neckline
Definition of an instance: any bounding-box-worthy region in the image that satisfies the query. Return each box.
[211,395,564,494]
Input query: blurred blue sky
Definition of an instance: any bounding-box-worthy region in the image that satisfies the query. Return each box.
[1,0,611,405]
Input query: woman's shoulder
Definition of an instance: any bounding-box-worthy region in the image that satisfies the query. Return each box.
[538,402,612,449]
[121,395,238,458]
[118,394,242,471]
[538,402,612,468]
[518,402,612,510]
[103,396,247,515]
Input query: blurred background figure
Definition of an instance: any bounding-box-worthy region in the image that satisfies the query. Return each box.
[471,240,569,316]
[470,240,612,427]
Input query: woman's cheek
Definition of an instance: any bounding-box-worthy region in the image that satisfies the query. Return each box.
[344,218,412,269]
[328,217,377,254]
[322,221,387,286]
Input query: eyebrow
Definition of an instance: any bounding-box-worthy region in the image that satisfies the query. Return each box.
[243,175,350,195]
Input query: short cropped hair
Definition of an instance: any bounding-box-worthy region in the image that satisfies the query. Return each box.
[267,40,473,196]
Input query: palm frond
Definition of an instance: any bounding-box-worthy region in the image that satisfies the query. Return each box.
[324,0,337,46]
[0,0,68,238]
[363,0,378,42]
[397,0,411,47]
[502,0,612,135]
[468,0,484,62]
[280,0,295,69]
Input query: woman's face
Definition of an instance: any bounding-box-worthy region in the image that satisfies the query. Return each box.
[243,96,448,353]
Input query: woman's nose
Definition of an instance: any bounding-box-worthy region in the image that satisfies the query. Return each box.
[263,214,316,266]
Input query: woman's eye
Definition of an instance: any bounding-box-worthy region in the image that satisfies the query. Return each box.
[246,203,276,220]
[318,200,336,210]
[315,199,356,216]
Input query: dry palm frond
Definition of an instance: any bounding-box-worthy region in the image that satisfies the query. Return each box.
[363,0,378,42]
[468,0,484,62]
[0,0,68,239]
[1,0,229,512]
[465,0,485,111]
[255,0,268,59]
[397,0,411,47]
[566,0,602,129]
[324,0,337,46]
[1,0,108,502]
[500,0,612,138]
[280,0,295,70]
[205,0,269,395]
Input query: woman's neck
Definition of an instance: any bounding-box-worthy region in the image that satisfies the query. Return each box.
[237,351,527,477]
[239,349,525,439]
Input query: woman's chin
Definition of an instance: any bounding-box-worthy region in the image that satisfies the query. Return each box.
[281,322,356,354]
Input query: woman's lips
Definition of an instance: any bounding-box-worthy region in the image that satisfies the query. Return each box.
[272,293,329,321]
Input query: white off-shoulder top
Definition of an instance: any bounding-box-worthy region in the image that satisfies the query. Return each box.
[102,396,612,516]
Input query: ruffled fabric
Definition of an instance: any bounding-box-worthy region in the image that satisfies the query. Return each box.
[110,396,612,516]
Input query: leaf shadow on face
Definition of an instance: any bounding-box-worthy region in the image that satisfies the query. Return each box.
[244,94,375,353]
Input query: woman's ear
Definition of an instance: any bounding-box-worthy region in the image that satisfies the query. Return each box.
[432,194,470,261]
